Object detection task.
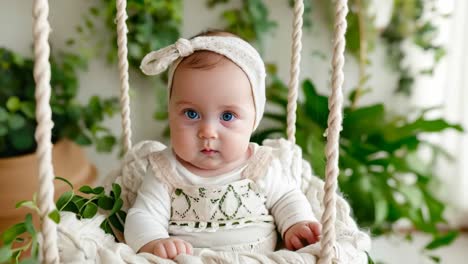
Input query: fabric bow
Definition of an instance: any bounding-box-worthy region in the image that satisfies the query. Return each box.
[140,38,194,76]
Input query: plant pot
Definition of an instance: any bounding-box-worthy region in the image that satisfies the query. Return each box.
[0,139,97,233]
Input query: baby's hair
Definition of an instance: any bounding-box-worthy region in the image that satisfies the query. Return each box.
[179,29,242,70]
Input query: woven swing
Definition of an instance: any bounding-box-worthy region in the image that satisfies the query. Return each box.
[31,0,370,263]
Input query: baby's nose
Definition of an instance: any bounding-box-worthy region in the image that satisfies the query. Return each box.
[198,122,218,139]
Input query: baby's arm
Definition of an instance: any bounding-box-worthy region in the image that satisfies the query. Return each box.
[124,168,193,258]
[262,159,321,250]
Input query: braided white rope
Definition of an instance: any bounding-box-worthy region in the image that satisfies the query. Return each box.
[287,0,304,144]
[116,0,132,153]
[32,0,59,263]
[318,0,348,263]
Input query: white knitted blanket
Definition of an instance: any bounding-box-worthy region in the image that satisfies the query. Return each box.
[57,139,371,263]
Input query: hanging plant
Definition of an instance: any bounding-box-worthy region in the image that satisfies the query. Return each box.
[381,0,446,95]
[0,47,119,158]
[73,0,182,70]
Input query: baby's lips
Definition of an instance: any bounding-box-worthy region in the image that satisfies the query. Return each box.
[201,149,218,155]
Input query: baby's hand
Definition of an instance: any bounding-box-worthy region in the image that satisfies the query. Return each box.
[284,221,321,251]
[139,238,193,259]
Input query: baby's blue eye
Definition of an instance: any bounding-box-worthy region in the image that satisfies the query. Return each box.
[184,109,200,119]
[221,112,235,121]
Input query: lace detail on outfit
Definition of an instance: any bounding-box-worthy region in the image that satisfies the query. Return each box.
[169,179,273,232]
[148,146,275,233]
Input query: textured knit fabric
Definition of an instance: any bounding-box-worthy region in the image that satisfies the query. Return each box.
[124,143,317,253]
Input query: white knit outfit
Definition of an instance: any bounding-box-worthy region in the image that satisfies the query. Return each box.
[124,142,318,253]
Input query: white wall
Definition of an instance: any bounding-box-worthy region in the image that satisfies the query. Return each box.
[1,1,466,263]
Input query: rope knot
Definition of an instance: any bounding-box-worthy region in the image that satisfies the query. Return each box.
[175,38,194,57]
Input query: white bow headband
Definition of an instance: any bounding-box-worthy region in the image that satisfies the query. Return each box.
[140,36,266,130]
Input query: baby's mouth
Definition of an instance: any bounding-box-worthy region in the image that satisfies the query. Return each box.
[201,148,218,155]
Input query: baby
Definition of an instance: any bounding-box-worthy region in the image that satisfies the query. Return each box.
[124,31,321,259]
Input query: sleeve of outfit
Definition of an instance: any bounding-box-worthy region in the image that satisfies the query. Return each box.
[124,164,171,253]
[261,156,318,238]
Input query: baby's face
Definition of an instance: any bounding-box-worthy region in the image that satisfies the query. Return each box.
[168,59,256,176]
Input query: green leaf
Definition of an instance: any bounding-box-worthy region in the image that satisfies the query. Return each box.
[71,195,87,211]
[55,176,74,190]
[48,210,61,224]
[110,198,123,215]
[97,196,114,210]
[9,127,35,151]
[399,184,424,208]
[56,191,74,211]
[302,80,329,127]
[2,223,26,244]
[434,47,446,62]
[391,118,464,141]
[112,184,122,198]
[0,244,13,263]
[20,102,35,119]
[62,200,80,214]
[66,38,76,46]
[423,191,445,223]
[6,96,21,112]
[343,104,385,138]
[0,124,7,136]
[425,231,459,250]
[117,210,127,224]
[24,214,36,235]
[96,135,116,152]
[100,219,113,234]
[79,185,94,194]
[73,133,92,146]
[92,186,105,194]
[372,190,388,225]
[108,214,124,232]
[365,252,374,264]
[0,107,9,121]
[15,200,38,212]
[7,114,26,130]
[82,203,98,219]
[89,6,99,16]
[428,255,441,263]
[88,96,103,117]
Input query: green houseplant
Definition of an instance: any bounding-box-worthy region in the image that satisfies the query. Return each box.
[0,47,118,157]
[0,47,119,235]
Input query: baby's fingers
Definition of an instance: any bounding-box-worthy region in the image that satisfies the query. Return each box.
[174,240,193,255]
[300,225,319,244]
[184,241,193,255]
[153,243,168,259]
[163,241,178,259]
[290,235,304,250]
[308,222,322,237]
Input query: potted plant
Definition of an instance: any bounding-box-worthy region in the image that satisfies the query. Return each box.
[0,47,119,233]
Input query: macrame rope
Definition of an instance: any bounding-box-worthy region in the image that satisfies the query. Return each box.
[287,0,304,144]
[116,0,132,153]
[32,0,59,263]
[318,0,348,263]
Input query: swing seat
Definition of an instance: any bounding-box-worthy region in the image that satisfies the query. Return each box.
[56,139,370,263]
